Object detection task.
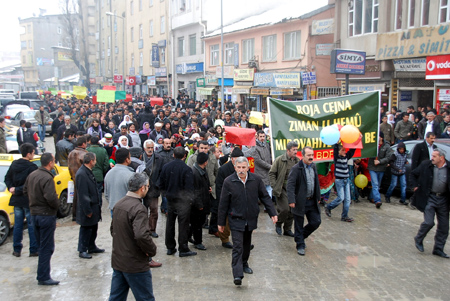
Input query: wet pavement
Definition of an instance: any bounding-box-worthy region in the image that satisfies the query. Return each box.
[1,193,449,301]
[1,139,449,300]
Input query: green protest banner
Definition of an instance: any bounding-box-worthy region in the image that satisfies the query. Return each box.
[115,91,126,100]
[268,91,380,162]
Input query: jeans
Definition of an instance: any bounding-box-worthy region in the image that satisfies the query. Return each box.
[369,170,384,204]
[37,124,46,141]
[265,185,273,198]
[161,196,168,212]
[327,178,351,218]
[13,207,38,254]
[31,215,56,281]
[385,174,406,201]
[109,269,155,301]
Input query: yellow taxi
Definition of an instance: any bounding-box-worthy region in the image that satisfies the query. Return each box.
[0,154,71,245]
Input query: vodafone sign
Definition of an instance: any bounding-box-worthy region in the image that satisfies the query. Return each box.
[426,55,450,80]
[126,76,136,86]
[113,75,123,83]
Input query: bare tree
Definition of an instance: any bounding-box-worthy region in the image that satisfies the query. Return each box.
[60,0,91,91]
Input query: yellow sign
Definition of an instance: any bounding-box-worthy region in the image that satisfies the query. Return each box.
[233,69,255,81]
[73,86,87,100]
[251,88,269,95]
[311,90,317,96]
[58,52,73,61]
[376,24,450,60]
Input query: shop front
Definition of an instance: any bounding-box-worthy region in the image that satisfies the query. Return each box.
[426,54,450,112]
[154,67,169,97]
[233,68,255,109]
[176,62,204,99]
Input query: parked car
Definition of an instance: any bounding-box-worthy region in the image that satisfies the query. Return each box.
[7,109,53,135]
[18,91,40,99]
[380,139,450,195]
[0,153,72,245]
[1,104,32,120]
[7,99,47,111]
[4,124,45,154]
[0,97,17,113]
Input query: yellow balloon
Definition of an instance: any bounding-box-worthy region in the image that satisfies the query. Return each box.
[355,174,368,188]
[340,125,360,144]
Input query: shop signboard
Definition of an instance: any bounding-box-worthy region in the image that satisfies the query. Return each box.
[268,91,380,162]
[302,72,317,85]
[197,78,206,87]
[251,88,270,95]
[205,75,218,85]
[400,91,413,101]
[233,69,255,81]
[270,88,293,96]
[216,66,234,78]
[148,76,156,86]
[376,24,450,60]
[426,54,450,80]
[154,67,167,77]
[113,75,123,83]
[330,49,366,75]
[254,72,300,88]
[311,19,334,35]
[176,62,204,74]
[152,44,160,68]
[316,44,334,56]
[393,58,426,71]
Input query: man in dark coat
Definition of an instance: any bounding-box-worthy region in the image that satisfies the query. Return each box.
[190,152,210,251]
[287,146,322,256]
[218,156,277,286]
[75,152,104,259]
[411,148,450,258]
[159,146,196,257]
[5,143,38,257]
[215,147,244,248]
[411,132,437,170]
[56,115,78,142]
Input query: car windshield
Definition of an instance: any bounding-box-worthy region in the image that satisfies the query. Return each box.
[0,166,9,192]
[23,111,36,119]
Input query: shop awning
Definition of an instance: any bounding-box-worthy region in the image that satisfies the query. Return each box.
[60,73,80,83]
[251,88,270,95]
[197,87,214,95]
[232,87,251,94]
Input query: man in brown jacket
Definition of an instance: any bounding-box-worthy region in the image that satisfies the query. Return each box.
[24,153,60,285]
[109,173,157,300]
[68,136,88,221]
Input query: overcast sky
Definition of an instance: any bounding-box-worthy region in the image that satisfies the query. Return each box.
[0,0,329,53]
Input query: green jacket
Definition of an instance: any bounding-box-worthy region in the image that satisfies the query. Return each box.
[269,152,300,198]
[86,145,110,182]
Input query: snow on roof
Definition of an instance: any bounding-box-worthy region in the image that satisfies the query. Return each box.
[205,3,333,38]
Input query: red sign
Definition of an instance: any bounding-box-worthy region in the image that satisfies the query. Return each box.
[114,75,123,83]
[426,55,450,80]
[103,85,116,91]
[126,76,136,85]
[247,157,255,173]
[89,78,96,84]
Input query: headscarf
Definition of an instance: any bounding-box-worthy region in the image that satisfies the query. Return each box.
[387,114,395,125]
[118,135,129,149]
[139,122,152,134]
[119,115,133,128]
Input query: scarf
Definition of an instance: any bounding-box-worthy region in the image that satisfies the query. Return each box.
[139,122,152,134]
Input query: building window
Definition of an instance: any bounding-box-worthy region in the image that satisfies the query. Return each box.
[130,1,134,15]
[408,0,416,27]
[318,87,341,99]
[178,37,185,57]
[22,55,26,64]
[210,44,219,66]
[149,49,153,66]
[150,0,153,6]
[58,41,63,47]
[283,31,300,60]
[223,42,234,65]
[131,53,135,68]
[108,36,111,49]
[262,35,276,62]
[242,38,254,64]
[27,25,31,33]
[131,27,134,42]
[28,40,32,49]
[189,34,196,56]
[160,16,165,33]
[395,0,403,30]
[440,0,450,23]
[150,20,153,36]
[139,24,143,39]
[57,26,62,34]
[140,52,143,66]
[349,0,379,36]
[139,0,142,11]
[421,0,430,25]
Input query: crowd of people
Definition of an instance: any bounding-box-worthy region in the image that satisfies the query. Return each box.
[3,92,450,299]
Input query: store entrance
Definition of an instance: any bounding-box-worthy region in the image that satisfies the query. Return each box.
[417,90,434,109]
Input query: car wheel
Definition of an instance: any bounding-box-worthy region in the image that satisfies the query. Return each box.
[0,215,10,246]
[57,190,71,218]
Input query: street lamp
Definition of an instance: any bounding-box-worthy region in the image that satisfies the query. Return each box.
[106,12,125,90]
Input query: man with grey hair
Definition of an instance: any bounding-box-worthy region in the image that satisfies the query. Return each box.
[56,115,78,142]
[75,152,104,259]
[287,146,321,256]
[411,148,450,258]
[218,156,277,286]
[109,172,158,300]
[418,111,441,140]
[269,141,300,237]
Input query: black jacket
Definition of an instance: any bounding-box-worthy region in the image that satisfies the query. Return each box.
[157,148,174,166]
[192,163,210,212]
[51,118,64,135]
[411,141,437,170]
[215,160,235,201]
[159,158,194,200]
[55,138,74,166]
[286,161,321,216]
[143,152,164,199]
[410,159,450,212]
[5,158,38,207]
[56,124,78,142]
[417,119,441,140]
[218,172,277,231]
[75,165,101,226]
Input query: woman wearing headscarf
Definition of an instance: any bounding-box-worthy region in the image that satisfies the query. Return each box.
[128,123,141,148]
[139,122,152,147]
[119,115,133,129]
[109,135,129,167]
